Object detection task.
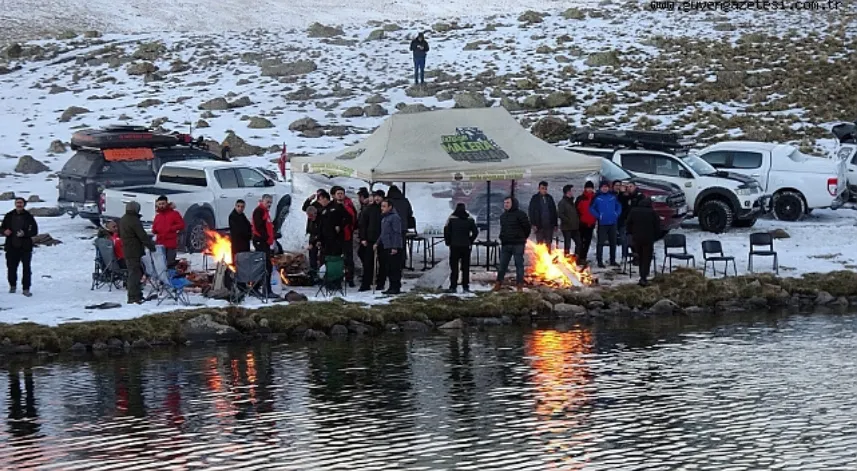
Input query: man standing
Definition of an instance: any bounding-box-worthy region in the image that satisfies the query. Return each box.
[409,32,429,85]
[385,185,414,267]
[589,181,623,268]
[575,181,597,267]
[152,195,185,267]
[443,203,478,293]
[228,199,252,261]
[376,199,404,295]
[305,206,321,276]
[2,197,38,296]
[317,190,348,258]
[556,184,580,258]
[358,190,384,292]
[120,201,156,304]
[528,181,558,250]
[331,186,357,287]
[494,196,530,292]
[618,181,644,259]
[252,194,276,285]
[626,198,661,286]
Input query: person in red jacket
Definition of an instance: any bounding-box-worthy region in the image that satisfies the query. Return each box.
[252,194,276,290]
[105,220,126,268]
[152,195,186,267]
[332,186,357,287]
[574,181,597,267]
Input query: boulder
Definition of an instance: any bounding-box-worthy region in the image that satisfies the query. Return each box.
[518,10,546,23]
[522,94,546,110]
[406,85,436,98]
[261,60,317,77]
[535,45,554,54]
[341,106,365,118]
[131,339,151,349]
[27,195,43,203]
[4,43,22,59]
[815,291,835,305]
[500,97,522,111]
[132,42,166,61]
[307,22,344,38]
[433,23,452,32]
[284,290,309,302]
[181,314,240,342]
[769,229,790,239]
[366,29,385,41]
[0,192,14,201]
[49,85,69,94]
[585,51,621,67]
[235,316,258,331]
[15,155,50,174]
[247,117,275,129]
[545,91,574,108]
[435,90,454,101]
[70,342,87,352]
[400,320,430,332]
[364,104,388,117]
[289,117,320,132]
[397,103,431,114]
[515,78,538,90]
[365,94,388,104]
[137,98,163,108]
[126,61,158,76]
[330,324,349,336]
[439,319,464,329]
[303,329,328,341]
[48,140,67,153]
[196,119,210,128]
[650,299,679,316]
[348,320,373,335]
[553,303,587,316]
[230,96,253,108]
[59,106,90,122]
[542,292,564,305]
[222,132,264,156]
[453,91,490,108]
[562,7,586,20]
[531,117,571,143]
[199,97,230,110]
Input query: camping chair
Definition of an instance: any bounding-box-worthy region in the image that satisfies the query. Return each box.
[142,246,191,305]
[231,251,270,304]
[661,233,696,273]
[91,237,127,291]
[316,255,346,298]
[701,240,737,277]
[748,232,778,274]
[622,234,657,278]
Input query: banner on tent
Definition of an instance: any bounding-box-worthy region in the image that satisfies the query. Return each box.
[441,127,510,163]
[452,169,530,181]
[300,163,358,178]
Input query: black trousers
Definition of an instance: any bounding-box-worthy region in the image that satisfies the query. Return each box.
[635,241,655,281]
[343,238,355,282]
[596,224,618,264]
[448,246,472,289]
[561,230,581,257]
[535,226,554,250]
[576,225,595,264]
[358,243,378,289]
[5,248,32,290]
[382,248,404,292]
[253,241,273,283]
[126,256,143,302]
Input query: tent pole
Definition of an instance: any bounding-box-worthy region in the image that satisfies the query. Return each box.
[486,180,491,270]
[511,179,516,198]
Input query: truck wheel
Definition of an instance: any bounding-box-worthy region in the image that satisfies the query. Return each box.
[185,211,214,253]
[731,217,758,228]
[698,200,733,233]
[772,191,805,222]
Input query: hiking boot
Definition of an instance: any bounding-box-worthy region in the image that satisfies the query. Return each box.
[8,286,14,294]
[127,300,144,305]
[347,280,355,288]
[22,290,31,297]
[491,282,503,292]
[638,279,649,287]
[462,286,470,293]
[609,261,619,267]
[444,287,457,294]
[382,289,401,295]
[597,262,606,269]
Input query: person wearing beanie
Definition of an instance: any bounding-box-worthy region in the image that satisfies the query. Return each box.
[119,200,156,304]
[574,180,597,266]
[443,202,479,293]
[589,180,623,268]
[556,184,581,258]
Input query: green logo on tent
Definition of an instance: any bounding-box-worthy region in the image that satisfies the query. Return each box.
[441,127,509,163]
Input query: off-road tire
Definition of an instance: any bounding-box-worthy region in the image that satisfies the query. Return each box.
[772,191,805,222]
[698,199,733,233]
[185,211,214,253]
[731,217,758,228]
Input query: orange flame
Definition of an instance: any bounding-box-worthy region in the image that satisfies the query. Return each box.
[279,268,290,285]
[526,240,594,287]
[204,229,234,271]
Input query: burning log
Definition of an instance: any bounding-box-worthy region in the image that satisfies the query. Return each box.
[525,241,595,287]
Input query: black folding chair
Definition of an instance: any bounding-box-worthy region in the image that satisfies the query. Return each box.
[748,232,778,274]
[232,251,270,303]
[701,240,737,277]
[661,233,695,273]
[91,237,127,291]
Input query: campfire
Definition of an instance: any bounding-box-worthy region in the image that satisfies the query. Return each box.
[204,229,234,271]
[525,240,595,287]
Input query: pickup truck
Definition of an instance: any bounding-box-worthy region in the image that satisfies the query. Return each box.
[102,161,292,252]
[829,122,857,202]
[695,141,848,221]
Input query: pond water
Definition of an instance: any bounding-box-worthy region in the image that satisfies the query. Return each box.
[1,312,856,470]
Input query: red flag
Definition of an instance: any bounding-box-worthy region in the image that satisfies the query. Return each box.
[278,143,287,178]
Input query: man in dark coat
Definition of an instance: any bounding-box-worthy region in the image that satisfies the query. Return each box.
[358,190,384,291]
[385,185,413,267]
[316,190,347,258]
[375,200,404,295]
[119,201,156,304]
[1,197,38,296]
[305,206,321,275]
[228,199,252,261]
[331,186,357,287]
[618,182,645,259]
[556,184,580,258]
[443,203,479,293]
[409,32,429,85]
[494,196,531,292]
[626,197,661,286]
[528,181,558,250]
[301,189,324,235]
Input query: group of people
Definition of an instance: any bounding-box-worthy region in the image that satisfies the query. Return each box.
[496,179,662,288]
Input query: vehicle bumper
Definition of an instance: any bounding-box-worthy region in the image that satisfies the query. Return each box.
[830,190,851,209]
[58,201,101,220]
[735,195,769,220]
[654,204,687,231]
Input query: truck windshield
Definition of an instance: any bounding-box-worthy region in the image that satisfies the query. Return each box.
[682,155,717,176]
[601,158,633,181]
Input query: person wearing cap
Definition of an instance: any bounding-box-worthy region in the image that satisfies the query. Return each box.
[119,201,156,304]
[589,180,623,268]
[443,202,478,293]
[575,181,597,266]
[556,184,580,258]
[358,190,384,291]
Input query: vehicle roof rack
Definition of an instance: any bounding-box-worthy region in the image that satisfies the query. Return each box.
[831,121,857,144]
[570,129,696,155]
[69,125,209,152]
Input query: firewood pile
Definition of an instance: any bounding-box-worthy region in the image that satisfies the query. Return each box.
[273,251,308,275]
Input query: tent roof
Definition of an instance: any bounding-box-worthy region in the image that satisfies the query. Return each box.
[291,107,603,182]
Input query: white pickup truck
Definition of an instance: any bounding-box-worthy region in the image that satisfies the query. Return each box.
[695,141,848,221]
[102,161,292,252]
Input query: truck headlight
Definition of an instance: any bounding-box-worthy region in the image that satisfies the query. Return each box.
[650,195,668,203]
[736,187,754,195]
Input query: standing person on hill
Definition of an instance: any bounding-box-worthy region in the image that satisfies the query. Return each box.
[575,181,597,267]
[376,199,404,295]
[626,197,661,286]
[331,186,357,287]
[120,201,156,305]
[409,32,429,85]
[618,181,644,259]
[358,190,384,292]
[443,203,479,294]
[589,181,623,268]
[2,197,38,297]
[528,181,558,250]
[151,195,185,267]
[556,184,581,258]
[494,196,531,292]
[252,194,276,286]
[385,185,414,267]
[228,199,252,261]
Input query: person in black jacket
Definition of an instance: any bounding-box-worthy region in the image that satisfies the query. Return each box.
[228,200,252,261]
[386,185,414,267]
[626,197,661,286]
[357,190,384,291]
[618,182,644,259]
[443,203,479,293]
[409,32,429,85]
[494,197,531,292]
[528,181,558,250]
[317,190,348,258]
[305,206,321,275]
[1,198,38,296]
[301,189,324,236]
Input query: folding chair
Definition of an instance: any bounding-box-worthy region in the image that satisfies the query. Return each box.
[231,251,270,304]
[316,255,346,298]
[662,233,696,273]
[91,237,127,291]
[748,232,778,274]
[142,246,191,305]
[701,240,737,277]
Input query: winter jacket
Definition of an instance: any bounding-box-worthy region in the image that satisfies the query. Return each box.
[556,196,579,231]
[443,208,478,248]
[410,38,429,59]
[626,198,661,245]
[358,202,382,244]
[302,197,323,234]
[111,232,124,260]
[386,186,415,231]
[252,203,274,246]
[340,197,357,241]
[152,205,185,250]
[1,209,38,251]
[575,192,597,227]
[119,202,156,259]
[589,191,622,226]
[379,209,404,250]
[318,202,347,255]
[528,193,558,229]
[619,191,645,225]
[499,198,531,245]
[229,209,252,254]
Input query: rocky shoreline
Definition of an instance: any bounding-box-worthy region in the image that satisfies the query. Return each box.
[1,269,856,356]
